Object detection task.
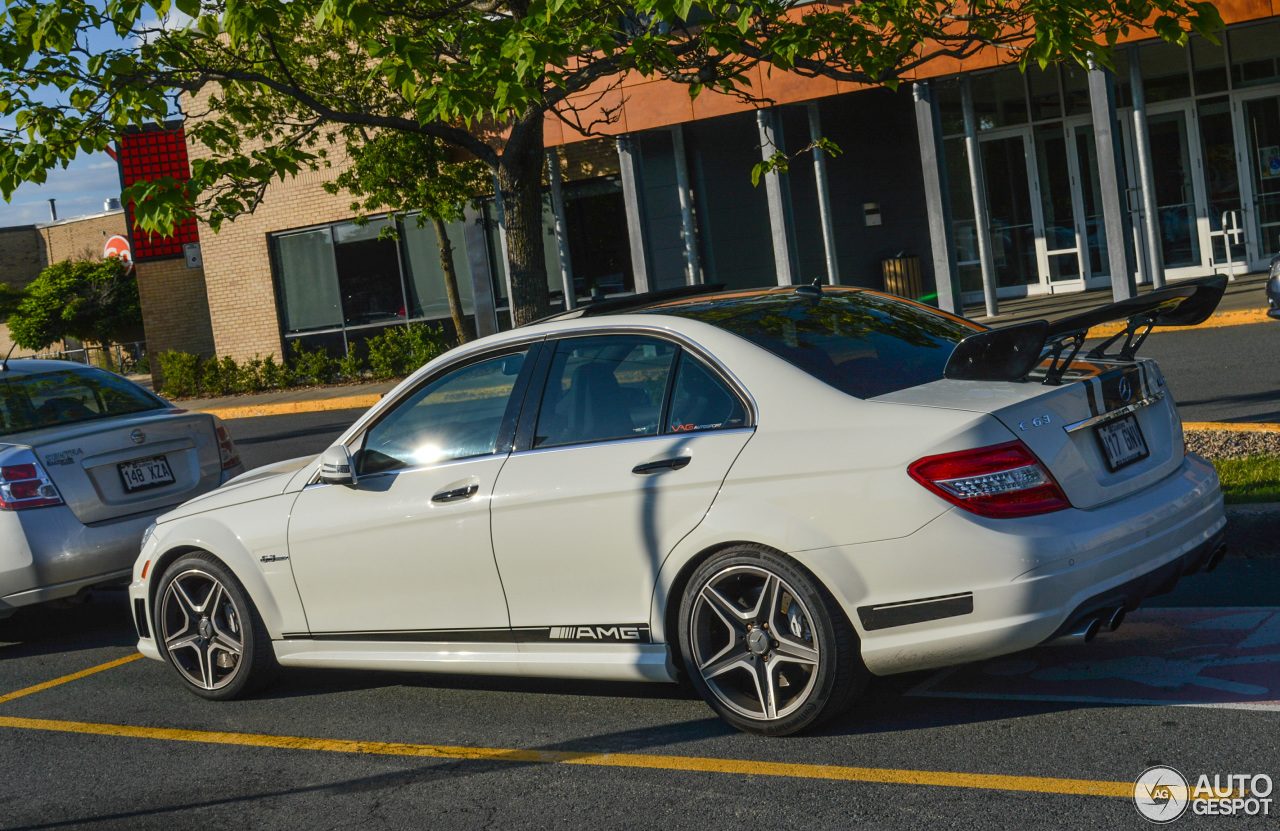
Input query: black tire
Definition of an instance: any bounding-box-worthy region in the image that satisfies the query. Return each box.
[153,552,277,700]
[677,544,867,736]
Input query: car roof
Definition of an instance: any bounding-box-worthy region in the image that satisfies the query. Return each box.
[0,359,107,377]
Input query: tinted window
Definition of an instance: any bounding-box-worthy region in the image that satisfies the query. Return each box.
[646,290,980,399]
[534,336,675,448]
[0,368,165,435]
[665,354,747,433]
[358,351,526,475]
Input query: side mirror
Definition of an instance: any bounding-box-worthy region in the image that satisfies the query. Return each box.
[318,444,357,486]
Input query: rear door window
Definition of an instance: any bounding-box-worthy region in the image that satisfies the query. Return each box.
[664,354,748,434]
[533,335,676,448]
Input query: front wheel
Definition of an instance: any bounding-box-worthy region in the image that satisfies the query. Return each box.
[154,552,276,700]
[678,546,867,736]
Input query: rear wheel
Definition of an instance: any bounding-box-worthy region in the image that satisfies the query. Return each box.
[154,553,276,700]
[678,545,867,736]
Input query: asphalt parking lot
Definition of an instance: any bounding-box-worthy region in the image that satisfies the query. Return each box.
[4,322,1280,829]
[3,568,1280,830]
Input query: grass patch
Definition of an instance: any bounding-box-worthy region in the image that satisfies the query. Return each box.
[1213,455,1280,504]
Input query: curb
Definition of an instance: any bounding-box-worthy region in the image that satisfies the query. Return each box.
[1089,307,1269,338]
[190,393,384,420]
[1184,422,1280,434]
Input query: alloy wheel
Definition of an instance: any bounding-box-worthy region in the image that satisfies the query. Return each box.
[159,568,245,690]
[688,565,820,721]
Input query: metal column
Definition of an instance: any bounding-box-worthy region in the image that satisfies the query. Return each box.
[1128,47,1165,289]
[615,135,652,294]
[545,148,576,309]
[670,124,702,285]
[913,81,962,315]
[961,78,998,318]
[756,108,799,285]
[1088,58,1137,301]
[807,103,840,285]
[461,205,499,337]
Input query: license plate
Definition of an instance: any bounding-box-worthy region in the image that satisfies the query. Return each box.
[1095,414,1149,472]
[118,455,175,493]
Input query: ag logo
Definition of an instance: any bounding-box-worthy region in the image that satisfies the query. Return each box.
[1134,766,1190,823]
[1118,377,1133,403]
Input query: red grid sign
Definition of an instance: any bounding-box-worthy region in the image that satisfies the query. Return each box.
[118,126,199,261]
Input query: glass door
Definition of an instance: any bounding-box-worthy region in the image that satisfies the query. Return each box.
[1235,91,1280,267]
[1034,123,1085,292]
[1198,97,1249,271]
[1145,104,1207,273]
[1066,120,1111,288]
[979,129,1042,296]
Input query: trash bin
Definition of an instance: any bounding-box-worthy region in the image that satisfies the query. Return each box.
[881,255,923,299]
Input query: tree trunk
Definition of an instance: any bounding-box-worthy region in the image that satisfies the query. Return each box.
[432,217,476,343]
[495,119,551,326]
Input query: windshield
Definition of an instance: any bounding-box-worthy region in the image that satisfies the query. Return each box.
[0,368,166,436]
[645,289,981,399]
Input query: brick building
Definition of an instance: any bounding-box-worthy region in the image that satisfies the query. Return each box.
[124,2,1280,374]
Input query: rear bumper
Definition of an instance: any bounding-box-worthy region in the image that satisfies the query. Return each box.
[0,506,157,614]
[795,454,1225,676]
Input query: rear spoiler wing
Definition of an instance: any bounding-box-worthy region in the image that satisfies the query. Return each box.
[944,275,1228,385]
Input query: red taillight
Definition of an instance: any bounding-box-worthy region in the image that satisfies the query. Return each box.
[907,440,1070,519]
[213,419,241,470]
[0,454,63,510]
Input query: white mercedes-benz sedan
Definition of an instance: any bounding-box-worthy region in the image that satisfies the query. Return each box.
[129,278,1227,735]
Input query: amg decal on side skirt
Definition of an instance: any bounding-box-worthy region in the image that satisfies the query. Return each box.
[545,625,650,642]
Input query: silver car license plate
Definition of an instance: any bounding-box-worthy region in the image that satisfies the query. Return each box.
[1096,414,1148,471]
[119,455,175,493]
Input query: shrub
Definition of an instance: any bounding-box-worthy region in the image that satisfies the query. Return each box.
[288,340,338,385]
[367,323,452,380]
[338,344,364,382]
[157,351,201,398]
[260,354,284,389]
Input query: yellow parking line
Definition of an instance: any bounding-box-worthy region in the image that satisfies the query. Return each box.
[0,713,1131,798]
[1089,307,1269,337]
[1184,422,1280,433]
[0,654,142,706]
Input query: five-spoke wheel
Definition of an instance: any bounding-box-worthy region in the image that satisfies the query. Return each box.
[679,546,866,735]
[154,553,275,700]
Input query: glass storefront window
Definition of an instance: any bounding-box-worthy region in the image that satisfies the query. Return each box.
[1140,40,1191,103]
[969,68,1028,130]
[1034,124,1077,256]
[1243,96,1280,257]
[1198,97,1243,262]
[980,135,1038,288]
[402,217,476,321]
[943,137,982,293]
[1027,66,1062,121]
[1191,35,1228,96]
[482,194,566,311]
[937,80,964,136]
[1231,22,1280,89]
[563,177,633,299]
[274,229,343,334]
[332,219,406,328]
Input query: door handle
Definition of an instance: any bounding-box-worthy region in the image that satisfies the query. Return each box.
[632,456,691,475]
[432,484,479,503]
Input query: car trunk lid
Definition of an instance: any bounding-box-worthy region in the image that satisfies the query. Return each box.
[873,359,1182,510]
[24,410,223,524]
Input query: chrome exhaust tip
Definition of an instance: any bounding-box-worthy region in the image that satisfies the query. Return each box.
[1204,543,1227,573]
[1107,606,1126,632]
[1052,617,1102,645]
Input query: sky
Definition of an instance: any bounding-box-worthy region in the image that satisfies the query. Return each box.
[0,9,187,228]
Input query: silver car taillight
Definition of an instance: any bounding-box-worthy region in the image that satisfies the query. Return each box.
[0,450,63,510]
[212,417,241,470]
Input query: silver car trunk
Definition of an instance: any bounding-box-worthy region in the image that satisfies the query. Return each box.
[20,410,223,524]
[872,358,1182,510]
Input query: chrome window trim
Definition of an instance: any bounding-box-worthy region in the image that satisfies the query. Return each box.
[1062,390,1165,434]
[508,426,756,460]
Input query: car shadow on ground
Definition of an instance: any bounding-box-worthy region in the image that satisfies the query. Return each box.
[0,590,137,659]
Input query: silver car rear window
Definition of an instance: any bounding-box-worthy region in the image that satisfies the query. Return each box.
[646,289,982,399]
[0,368,165,435]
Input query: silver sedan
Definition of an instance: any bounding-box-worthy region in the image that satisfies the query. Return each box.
[0,360,243,618]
